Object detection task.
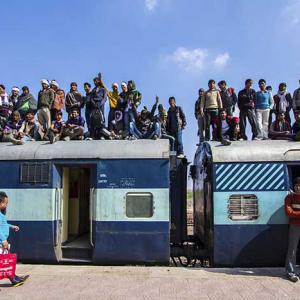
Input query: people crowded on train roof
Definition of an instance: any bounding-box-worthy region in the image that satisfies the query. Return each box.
[3,72,300,156]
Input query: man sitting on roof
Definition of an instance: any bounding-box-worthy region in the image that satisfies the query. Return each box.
[61,108,85,141]
[269,112,293,140]
[213,109,239,146]
[129,105,160,140]
[2,111,23,145]
[292,112,300,141]
[18,111,38,144]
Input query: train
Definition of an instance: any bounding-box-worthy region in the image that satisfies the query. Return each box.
[0,139,298,266]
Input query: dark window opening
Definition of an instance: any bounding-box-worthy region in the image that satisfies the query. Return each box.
[20,163,50,184]
[126,193,154,218]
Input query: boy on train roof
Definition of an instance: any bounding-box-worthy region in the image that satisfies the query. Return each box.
[0,191,29,286]
[61,108,85,141]
[285,177,300,282]
[48,111,65,144]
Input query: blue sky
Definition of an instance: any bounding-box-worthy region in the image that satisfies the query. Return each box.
[1,0,300,163]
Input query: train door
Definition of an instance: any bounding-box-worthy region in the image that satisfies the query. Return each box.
[55,165,96,262]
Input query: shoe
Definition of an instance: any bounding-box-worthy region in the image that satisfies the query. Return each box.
[49,131,55,144]
[253,137,261,141]
[85,137,93,141]
[152,135,158,140]
[63,136,70,141]
[12,139,24,145]
[11,275,29,287]
[78,136,84,140]
[238,138,244,141]
[177,154,185,159]
[287,273,299,282]
[221,139,231,146]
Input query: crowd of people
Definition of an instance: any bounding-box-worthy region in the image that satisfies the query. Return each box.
[195,79,300,145]
[0,73,186,158]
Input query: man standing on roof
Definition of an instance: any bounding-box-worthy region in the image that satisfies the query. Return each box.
[65,82,83,116]
[167,96,186,158]
[238,79,259,140]
[200,79,223,141]
[50,80,65,121]
[285,177,300,282]
[256,79,273,140]
[292,80,300,116]
[218,80,237,117]
[194,88,205,143]
[37,79,54,140]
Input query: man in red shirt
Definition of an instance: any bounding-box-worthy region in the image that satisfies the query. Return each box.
[285,177,300,282]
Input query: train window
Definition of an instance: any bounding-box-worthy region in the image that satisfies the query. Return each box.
[20,163,50,184]
[126,193,153,218]
[228,194,258,221]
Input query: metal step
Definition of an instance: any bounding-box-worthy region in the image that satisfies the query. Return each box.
[61,246,93,260]
[59,257,92,264]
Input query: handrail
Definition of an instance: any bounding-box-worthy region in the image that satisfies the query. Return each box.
[54,187,60,246]
[90,187,95,247]
[284,149,300,156]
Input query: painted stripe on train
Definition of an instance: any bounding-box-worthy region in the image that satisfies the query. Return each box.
[97,159,169,189]
[214,163,286,192]
[214,191,288,225]
[4,189,55,221]
[94,188,169,222]
[3,188,169,222]
[213,224,288,267]
[92,221,169,264]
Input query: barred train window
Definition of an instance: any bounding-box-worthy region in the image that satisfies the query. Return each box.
[228,194,258,221]
[20,163,50,184]
[126,193,154,218]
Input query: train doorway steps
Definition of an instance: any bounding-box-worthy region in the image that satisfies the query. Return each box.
[61,234,92,263]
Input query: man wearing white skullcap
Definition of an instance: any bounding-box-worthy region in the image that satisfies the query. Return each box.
[9,86,20,110]
[50,80,65,120]
[37,79,54,140]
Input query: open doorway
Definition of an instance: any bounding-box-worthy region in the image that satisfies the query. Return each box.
[288,165,300,190]
[60,167,92,261]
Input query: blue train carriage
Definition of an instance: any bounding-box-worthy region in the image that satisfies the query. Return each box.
[0,140,171,265]
[191,140,300,267]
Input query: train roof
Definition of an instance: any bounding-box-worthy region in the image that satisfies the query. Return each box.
[0,140,170,160]
[204,140,300,163]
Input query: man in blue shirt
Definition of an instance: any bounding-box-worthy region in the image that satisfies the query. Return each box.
[256,79,273,140]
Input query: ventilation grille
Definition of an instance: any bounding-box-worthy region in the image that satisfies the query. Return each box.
[228,194,258,221]
[20,163,50,184]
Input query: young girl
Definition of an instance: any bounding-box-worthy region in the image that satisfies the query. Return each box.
[0,191,29,286]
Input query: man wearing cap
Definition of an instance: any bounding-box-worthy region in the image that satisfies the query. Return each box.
[16,86,37,118]
[50,80,65,121]
[9,86,20,111]
[194,88,205,143]
[37,79,55,140]
[285,177,300,282]
[293,80,300,116]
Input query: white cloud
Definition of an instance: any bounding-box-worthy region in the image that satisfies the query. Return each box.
[168,47,208,72]
[213,52,230,68]
[165,47,230,74]
[282,0,300,26]
[145,0,158,12]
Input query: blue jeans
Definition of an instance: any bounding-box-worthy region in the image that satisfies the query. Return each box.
[161,134,175,151]
[124,110,135,133]
[129,122,161,139]
[170,129,183,155]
